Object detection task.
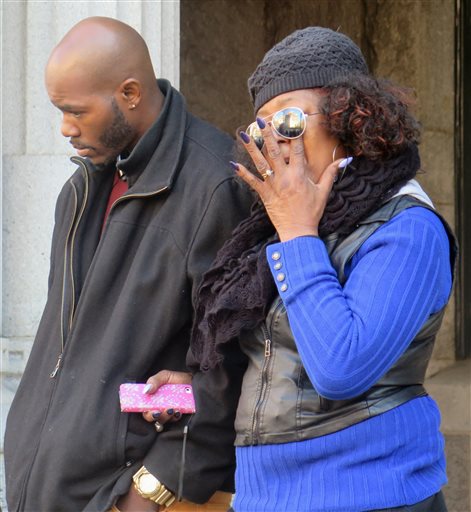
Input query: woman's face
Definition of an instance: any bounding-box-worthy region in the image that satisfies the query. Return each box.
[256,88,344,183]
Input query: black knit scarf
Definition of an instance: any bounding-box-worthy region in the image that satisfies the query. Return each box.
[191,144,421,371]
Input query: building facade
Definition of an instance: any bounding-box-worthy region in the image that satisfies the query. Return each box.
[1,0,469,510]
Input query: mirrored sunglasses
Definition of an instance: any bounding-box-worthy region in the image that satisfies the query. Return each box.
[246,107,321,150]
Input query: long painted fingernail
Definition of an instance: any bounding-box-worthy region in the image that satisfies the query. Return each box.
[338,156,353,168]
[143,383,152,394]
[166,408,174,415]
[239,131,251,144]
[229,161,239,171]
[174,411,182,419]
[256,117,266,129]
[152,411,161,420]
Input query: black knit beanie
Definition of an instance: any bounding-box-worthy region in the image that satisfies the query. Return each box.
[248,27,369,111]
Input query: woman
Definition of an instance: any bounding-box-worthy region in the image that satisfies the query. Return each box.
[189,27,455,512]
[146,27,455,511]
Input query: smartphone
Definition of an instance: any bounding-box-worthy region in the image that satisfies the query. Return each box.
[119,383,196,413]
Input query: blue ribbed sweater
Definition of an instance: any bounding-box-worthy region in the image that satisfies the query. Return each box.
[233,207,452,512]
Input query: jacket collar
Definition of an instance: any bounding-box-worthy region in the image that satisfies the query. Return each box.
[117,79,188,193]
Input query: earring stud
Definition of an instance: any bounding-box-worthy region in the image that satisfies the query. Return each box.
[129,104,136,110]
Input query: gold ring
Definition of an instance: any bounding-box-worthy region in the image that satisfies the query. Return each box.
[154,421,164,433]
[261,169,274,179]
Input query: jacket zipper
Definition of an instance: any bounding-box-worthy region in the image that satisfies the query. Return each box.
[51,162,169,379]
[50,161,89,378]
[104,186,169,230]
[50,181,79,378]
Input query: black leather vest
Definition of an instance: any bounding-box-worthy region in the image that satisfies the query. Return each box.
[235,195,457,446]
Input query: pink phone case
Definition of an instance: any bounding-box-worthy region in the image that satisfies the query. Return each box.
[119,383,196,413]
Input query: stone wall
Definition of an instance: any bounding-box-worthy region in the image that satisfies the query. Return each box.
[0,2,180,509]
[364,0,457,375]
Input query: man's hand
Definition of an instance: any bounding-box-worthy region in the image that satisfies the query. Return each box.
[115,485,160,511]
[142,370,192,424]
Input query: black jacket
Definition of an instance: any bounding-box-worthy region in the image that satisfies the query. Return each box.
[5,80,252,512]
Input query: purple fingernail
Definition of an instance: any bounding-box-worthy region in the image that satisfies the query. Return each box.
[152,411,161,420]
[256,117,266,129]
[229,161,239,171]
[338,156,353,168]
[239,131,251,144]
[174,411,182,419]
[143,383,152,394]
[166,408,174,415]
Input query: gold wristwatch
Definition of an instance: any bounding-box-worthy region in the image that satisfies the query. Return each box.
[132,466,176,508]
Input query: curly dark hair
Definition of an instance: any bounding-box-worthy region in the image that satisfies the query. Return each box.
[321,74,421,161]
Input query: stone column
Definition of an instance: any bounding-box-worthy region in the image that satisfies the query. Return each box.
[0,2,180,508]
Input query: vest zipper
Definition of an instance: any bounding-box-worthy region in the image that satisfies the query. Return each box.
[250,323,272,443]
[250,299,285,442]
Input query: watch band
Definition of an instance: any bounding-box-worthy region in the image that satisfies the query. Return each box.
[153,487,176,508]
[133,466,176,508]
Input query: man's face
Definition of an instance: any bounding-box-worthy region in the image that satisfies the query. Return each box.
[46,70,137,170]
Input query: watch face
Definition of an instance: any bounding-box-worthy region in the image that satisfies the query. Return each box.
[139,473,160,494]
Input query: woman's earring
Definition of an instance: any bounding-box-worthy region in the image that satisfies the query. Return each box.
[332,143,340,162]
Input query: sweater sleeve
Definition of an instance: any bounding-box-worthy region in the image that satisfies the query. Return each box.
[265,206,452,400]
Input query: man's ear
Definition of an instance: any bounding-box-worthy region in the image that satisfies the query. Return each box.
[119,78,141,110]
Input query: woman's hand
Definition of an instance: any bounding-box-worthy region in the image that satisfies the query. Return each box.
[234,120,348,242]
[141,369,192,425]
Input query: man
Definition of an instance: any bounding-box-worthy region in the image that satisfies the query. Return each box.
[4,17,251,512]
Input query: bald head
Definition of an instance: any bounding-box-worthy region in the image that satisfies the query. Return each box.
[46,17,165,168]
[47,17,157,93]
